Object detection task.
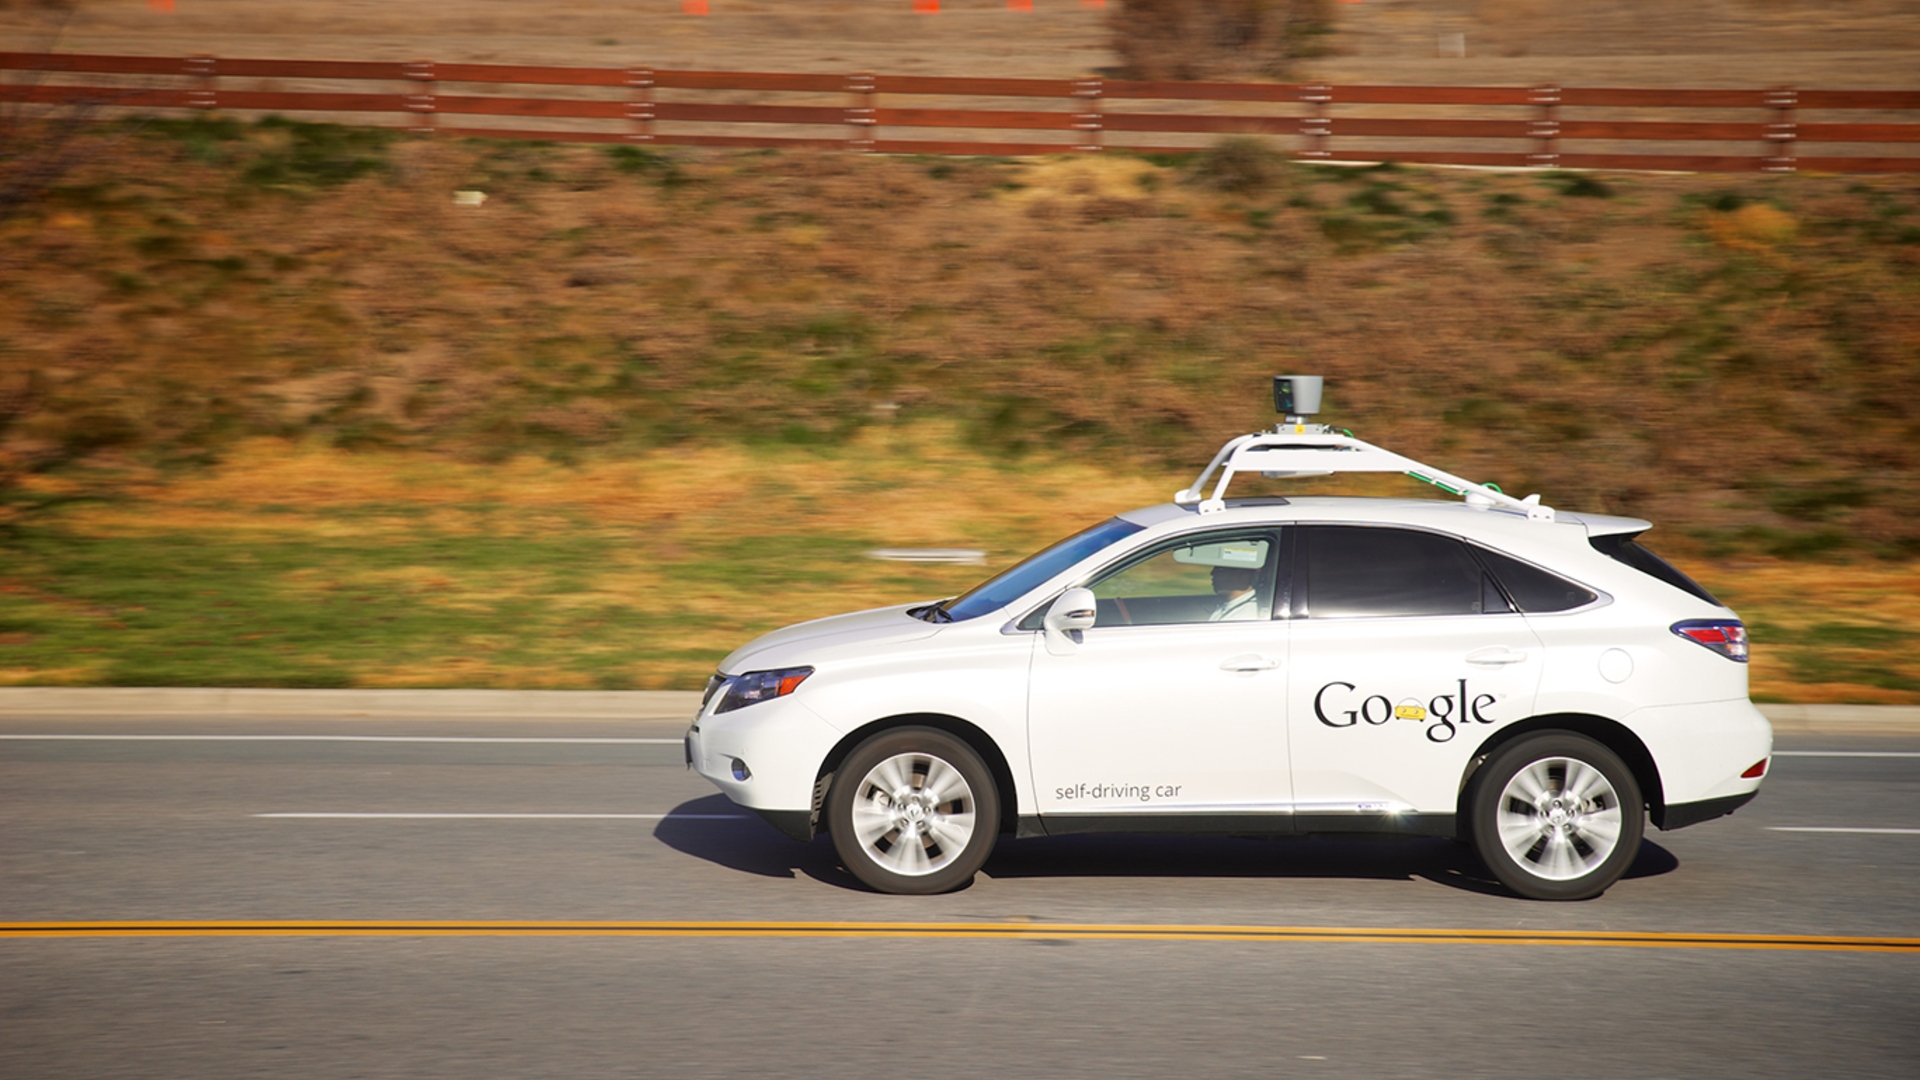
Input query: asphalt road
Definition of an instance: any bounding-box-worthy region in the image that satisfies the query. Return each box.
[3,715,1916,1079]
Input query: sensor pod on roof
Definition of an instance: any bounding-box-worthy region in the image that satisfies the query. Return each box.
[1274,375,1324,420]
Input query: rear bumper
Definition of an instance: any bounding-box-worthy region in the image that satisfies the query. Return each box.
[1633,697,1773,807]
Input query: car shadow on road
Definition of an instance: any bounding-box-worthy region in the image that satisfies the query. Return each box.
[654,794,1680,897]
[652,793,856,885]
[1413,837,1679,897]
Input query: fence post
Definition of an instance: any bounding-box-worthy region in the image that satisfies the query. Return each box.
[846,72,876,152]
[625,67,656,144]
[1297,83,1331,161]
[184,54,217,111]
[1763,86,1797,173]
[1072,77,1103,152]
[1528,84,1560,168]
[403,60,436,135]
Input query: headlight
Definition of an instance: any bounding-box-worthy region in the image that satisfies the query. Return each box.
[714,666,814,713]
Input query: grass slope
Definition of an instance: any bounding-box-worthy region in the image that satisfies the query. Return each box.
[2,119,1917,698]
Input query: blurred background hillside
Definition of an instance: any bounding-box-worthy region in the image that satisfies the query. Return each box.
[7,0,1920,84]
[2,0,1917,699]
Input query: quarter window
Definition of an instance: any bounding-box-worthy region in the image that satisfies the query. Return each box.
[1301,526,1487,618]
[1474,547,1598,613]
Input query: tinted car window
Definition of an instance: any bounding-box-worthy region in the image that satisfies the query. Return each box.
[1474,547,1598,613]
[1302,526,1485,618]
[1589,532,1721,605]
[1088,536,1274,627]
[943,517,1145,622]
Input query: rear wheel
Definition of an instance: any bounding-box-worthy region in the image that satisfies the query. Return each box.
[1469,732,1644,901]
[827,727,999,895]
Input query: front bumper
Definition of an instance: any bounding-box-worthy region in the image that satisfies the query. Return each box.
[686,694,842,817]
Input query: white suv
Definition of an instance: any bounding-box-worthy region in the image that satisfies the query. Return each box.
[686,384,1772,900]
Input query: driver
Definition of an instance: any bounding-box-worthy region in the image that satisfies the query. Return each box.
[1209,565,1260,621]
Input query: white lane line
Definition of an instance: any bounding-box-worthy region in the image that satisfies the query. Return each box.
[255,812,748,820]
[1772,751,1920,758]
[0,735,683,744]
[1769,827,1920,835]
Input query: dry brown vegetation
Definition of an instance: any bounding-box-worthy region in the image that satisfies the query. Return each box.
[5,124,1918,556]
[1106,0,1336,82]
[0,123,1917,699]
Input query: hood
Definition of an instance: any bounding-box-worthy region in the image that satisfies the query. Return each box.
[718,602,943,674]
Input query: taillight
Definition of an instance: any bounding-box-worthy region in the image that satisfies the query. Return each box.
[1671,619,1749,662]
[1742,759,1768,778]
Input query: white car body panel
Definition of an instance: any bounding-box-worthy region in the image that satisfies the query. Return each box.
[1029,619,1292,815]
[1285,611,1544,814]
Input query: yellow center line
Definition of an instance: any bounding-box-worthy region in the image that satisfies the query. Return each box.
[1,921,1915,952]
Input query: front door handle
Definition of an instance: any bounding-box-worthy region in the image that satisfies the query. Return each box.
[1466,647,1529,666]
[1220,654,1281,672]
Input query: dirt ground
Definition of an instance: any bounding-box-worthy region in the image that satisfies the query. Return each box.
[5,0,1919,87]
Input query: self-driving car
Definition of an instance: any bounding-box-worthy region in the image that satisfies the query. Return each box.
[686,377,1771,900]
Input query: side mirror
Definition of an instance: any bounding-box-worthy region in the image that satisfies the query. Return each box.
[1043,587,1097,655]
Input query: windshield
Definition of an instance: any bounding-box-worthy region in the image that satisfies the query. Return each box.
[936,517,1146,623]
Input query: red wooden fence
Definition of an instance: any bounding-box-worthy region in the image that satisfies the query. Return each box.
[5,52,1919,173]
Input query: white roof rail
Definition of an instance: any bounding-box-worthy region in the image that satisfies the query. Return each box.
[1174,424,1555,522]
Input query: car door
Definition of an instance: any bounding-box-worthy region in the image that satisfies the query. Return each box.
[1285,524,1545,823]
[1027,529,1293,825]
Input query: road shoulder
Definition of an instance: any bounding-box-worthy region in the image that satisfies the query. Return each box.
[0,688,1915,734]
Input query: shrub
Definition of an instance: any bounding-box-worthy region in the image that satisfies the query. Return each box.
[1108,0,1337,81]
[1191,136,1287,195]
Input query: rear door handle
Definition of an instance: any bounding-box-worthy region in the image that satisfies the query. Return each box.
[1466,647,1529,666]
[1220,654,1281,672]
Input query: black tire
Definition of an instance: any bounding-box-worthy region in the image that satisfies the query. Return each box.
[1468,732,1644,901]
[826,726,1000,895]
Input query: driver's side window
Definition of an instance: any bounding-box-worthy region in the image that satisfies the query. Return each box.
[1087,535,1274,627]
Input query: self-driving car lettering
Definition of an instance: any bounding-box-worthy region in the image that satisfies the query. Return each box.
[1314,679,1498,743]
[1053,782,1184,802]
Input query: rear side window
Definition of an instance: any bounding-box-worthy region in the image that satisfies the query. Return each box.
[1589,533,1721,606]
[1301,526,1486,618]
[1474,547,1598,613]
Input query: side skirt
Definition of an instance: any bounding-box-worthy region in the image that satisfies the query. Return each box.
[1033,812,1456,839]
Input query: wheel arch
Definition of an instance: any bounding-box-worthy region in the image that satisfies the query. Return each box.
[1456,713,1668,828]
[813,713,1019,837]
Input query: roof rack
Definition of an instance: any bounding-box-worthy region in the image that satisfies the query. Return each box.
[1175,423,1555,522]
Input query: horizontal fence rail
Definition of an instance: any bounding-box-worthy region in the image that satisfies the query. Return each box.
[4,53,1919,172]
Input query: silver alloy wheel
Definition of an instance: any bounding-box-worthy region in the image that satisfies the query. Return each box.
[847,751,977,877]
[1494,755,1625,882]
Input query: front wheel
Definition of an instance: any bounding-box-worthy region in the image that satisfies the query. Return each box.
[1468,732,1644,901]
[826,727,1000,895]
